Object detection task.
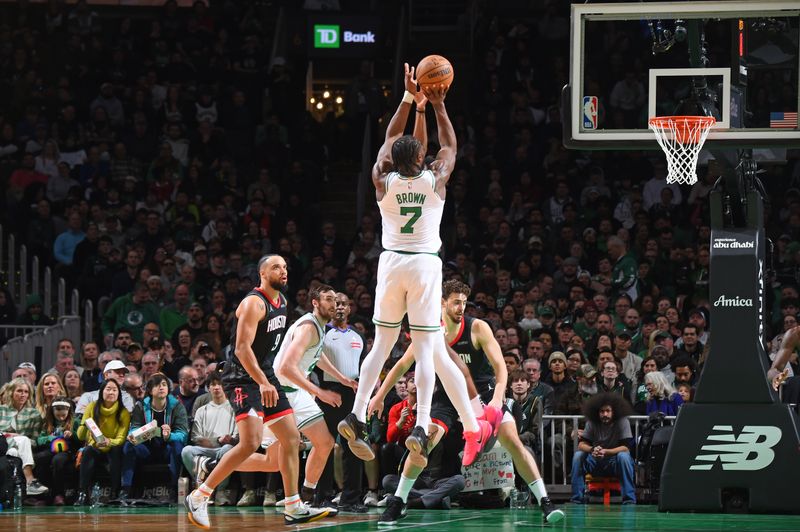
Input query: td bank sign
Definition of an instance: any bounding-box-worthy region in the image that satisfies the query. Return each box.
[314,24,376,48]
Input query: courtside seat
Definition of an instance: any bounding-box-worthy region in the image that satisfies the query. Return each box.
[585,474,621,505]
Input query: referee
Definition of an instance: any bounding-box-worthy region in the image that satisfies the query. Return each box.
[316,292,367,511]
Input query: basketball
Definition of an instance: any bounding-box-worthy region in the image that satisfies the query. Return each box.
[416,55,454,89]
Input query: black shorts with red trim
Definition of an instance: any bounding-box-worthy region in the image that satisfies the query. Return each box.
[430,402,458,434]
[224,375,292,423]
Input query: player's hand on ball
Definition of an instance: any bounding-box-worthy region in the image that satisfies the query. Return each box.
[317,388,342,407]
[421,83,448,104]
[260,381,279,408]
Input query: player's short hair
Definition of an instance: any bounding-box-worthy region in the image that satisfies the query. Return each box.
[310,284,335,301]
[257,254,279,273]
[442,279,471,300]
[391,135,423,174]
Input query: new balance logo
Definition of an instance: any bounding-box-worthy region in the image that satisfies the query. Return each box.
[689,425,782,471]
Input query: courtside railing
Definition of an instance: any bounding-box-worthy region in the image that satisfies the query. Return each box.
[538,414,677,495]
[0,316,82,383]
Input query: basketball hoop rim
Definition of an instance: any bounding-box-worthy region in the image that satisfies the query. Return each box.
[648,115,716,143]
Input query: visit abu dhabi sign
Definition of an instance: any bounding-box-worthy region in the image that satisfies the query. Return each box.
[309,15,380,57]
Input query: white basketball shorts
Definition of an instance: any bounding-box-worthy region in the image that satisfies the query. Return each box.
[372,250,442,332]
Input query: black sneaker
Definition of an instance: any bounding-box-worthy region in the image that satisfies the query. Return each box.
[540,497,565,524]
[337,413,375,461]
[314,498,339,516]
[378,495,407,526]
[338,502,368,514]
[195,456,218,484]
[405,426,429,459]
[73,492,88,507]
[283,500,329,524]
[301,486,315,503]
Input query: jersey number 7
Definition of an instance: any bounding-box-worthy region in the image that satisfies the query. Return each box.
[400,206,422,234]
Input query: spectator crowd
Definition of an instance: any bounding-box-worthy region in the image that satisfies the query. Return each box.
[0,0,798,509]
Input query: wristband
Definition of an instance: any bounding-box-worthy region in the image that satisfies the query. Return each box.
[401,91,414,104]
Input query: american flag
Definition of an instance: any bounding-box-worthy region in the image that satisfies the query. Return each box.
[769,112,798,128]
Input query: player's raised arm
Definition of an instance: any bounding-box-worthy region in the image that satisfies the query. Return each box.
[412,91,428,151]
[423,83,456,187]
[373,63,418,187]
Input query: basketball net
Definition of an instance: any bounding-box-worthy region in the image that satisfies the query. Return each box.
[648,116,716,185]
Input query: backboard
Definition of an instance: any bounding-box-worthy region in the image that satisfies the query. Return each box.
[564,1,800,151]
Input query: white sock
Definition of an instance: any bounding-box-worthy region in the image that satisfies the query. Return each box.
[395,474,415,503]
[352,327,400,422]
[470,396,483,417]
[528,478,548,504]
[409,330,436,428]
[192,483,213,501]
[415,402,431,429]
[432,339,478,432]
[285,493,301,511]
[303,480,317,489]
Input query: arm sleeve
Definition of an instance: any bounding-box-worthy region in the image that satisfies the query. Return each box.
[386,403,402,444]
[76,404,91,442]
[580,420,596,445]
[190,407,204,443]
[108,409,131,447]
[128,403,144,434]
[169,401,189,443]
[53,234,69,264]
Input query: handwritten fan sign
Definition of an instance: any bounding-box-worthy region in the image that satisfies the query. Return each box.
[461,443,515,492]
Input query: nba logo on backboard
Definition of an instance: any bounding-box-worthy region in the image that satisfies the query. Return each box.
[583,96,598,129]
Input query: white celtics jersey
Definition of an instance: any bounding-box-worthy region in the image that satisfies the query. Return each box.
[378,169,444,253]
[273,312,325,388]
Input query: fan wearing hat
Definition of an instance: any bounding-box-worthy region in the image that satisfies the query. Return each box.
[544,351,578,409]
[75,360,135,417]
[575,364,599,397]
[537,305,557,329]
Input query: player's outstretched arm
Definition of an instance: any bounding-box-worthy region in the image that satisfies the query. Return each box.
[422,83,456,187]
[412,91,428,151]
[373,63,418,184]
[473,319,508,410]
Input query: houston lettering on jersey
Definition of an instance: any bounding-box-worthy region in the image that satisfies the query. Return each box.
[267,315,286,333]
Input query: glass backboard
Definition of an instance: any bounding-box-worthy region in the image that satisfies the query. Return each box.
[565,1,800,150]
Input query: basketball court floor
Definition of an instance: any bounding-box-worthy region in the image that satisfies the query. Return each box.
[2,505,800,531]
